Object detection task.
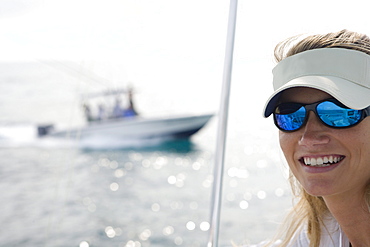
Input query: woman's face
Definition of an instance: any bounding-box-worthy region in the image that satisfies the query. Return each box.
[279,87,370,198]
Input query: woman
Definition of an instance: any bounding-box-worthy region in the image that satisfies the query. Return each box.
[261,30,370,246]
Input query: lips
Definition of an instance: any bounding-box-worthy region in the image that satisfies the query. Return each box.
[300,155,345,167]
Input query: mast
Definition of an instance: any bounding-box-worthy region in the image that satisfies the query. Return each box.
[207,0,238,246]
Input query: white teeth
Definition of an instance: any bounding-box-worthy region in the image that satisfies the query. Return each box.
[304,157,311,165]
[311,158,317,166]
[317,157,323,165]
[302,156,343,167]
[329,156,333,163]
[323,157,329,163]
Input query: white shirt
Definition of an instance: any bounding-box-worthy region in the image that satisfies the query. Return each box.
[249,217,350,247]
[289,216,350,246]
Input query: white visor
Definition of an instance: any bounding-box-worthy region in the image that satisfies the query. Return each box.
[263,48,370,117]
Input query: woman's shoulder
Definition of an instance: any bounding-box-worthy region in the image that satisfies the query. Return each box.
[241,227,307,247]
[243,216,349,247]
[242,239,282,247]
[288,216,349,247]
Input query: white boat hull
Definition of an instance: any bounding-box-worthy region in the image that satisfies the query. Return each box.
[48,114,213,141]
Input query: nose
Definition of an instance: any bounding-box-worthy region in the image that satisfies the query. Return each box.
[298,111,330,147]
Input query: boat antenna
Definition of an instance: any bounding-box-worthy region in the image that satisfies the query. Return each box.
[207,0,238,247]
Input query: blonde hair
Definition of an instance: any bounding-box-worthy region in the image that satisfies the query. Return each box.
[269,30,370,247]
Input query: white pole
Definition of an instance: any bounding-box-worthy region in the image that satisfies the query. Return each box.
[207,0,238,246]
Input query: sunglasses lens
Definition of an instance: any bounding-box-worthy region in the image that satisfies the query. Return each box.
[317,101,362,127]
[274,103,306,131]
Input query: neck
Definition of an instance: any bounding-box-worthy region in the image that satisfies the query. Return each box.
[323,192,370,247]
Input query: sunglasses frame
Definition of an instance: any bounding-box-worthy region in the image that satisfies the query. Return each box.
[273,98,370,132]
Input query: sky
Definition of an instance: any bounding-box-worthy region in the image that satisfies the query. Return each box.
[2,0,370,59]
[2,0,370,60]
[2,0,370,124]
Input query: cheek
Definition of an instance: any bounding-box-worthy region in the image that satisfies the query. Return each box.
[279,131,296,161]
[358,129,370,161]
[345,119,370,157]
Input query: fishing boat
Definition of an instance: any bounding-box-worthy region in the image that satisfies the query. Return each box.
[37,88,214,143]
[39,113,213,140]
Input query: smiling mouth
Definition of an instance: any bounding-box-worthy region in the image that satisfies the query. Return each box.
[300,155,345,167]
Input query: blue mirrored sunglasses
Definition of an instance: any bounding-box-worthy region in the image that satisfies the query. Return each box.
[273,98,370,132]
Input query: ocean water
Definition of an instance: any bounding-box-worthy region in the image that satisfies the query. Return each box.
[0,62,292,247]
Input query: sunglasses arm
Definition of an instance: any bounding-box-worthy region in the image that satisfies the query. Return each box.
[364,106,370,117]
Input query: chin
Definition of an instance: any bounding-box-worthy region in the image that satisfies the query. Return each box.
[300,179,337,197]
